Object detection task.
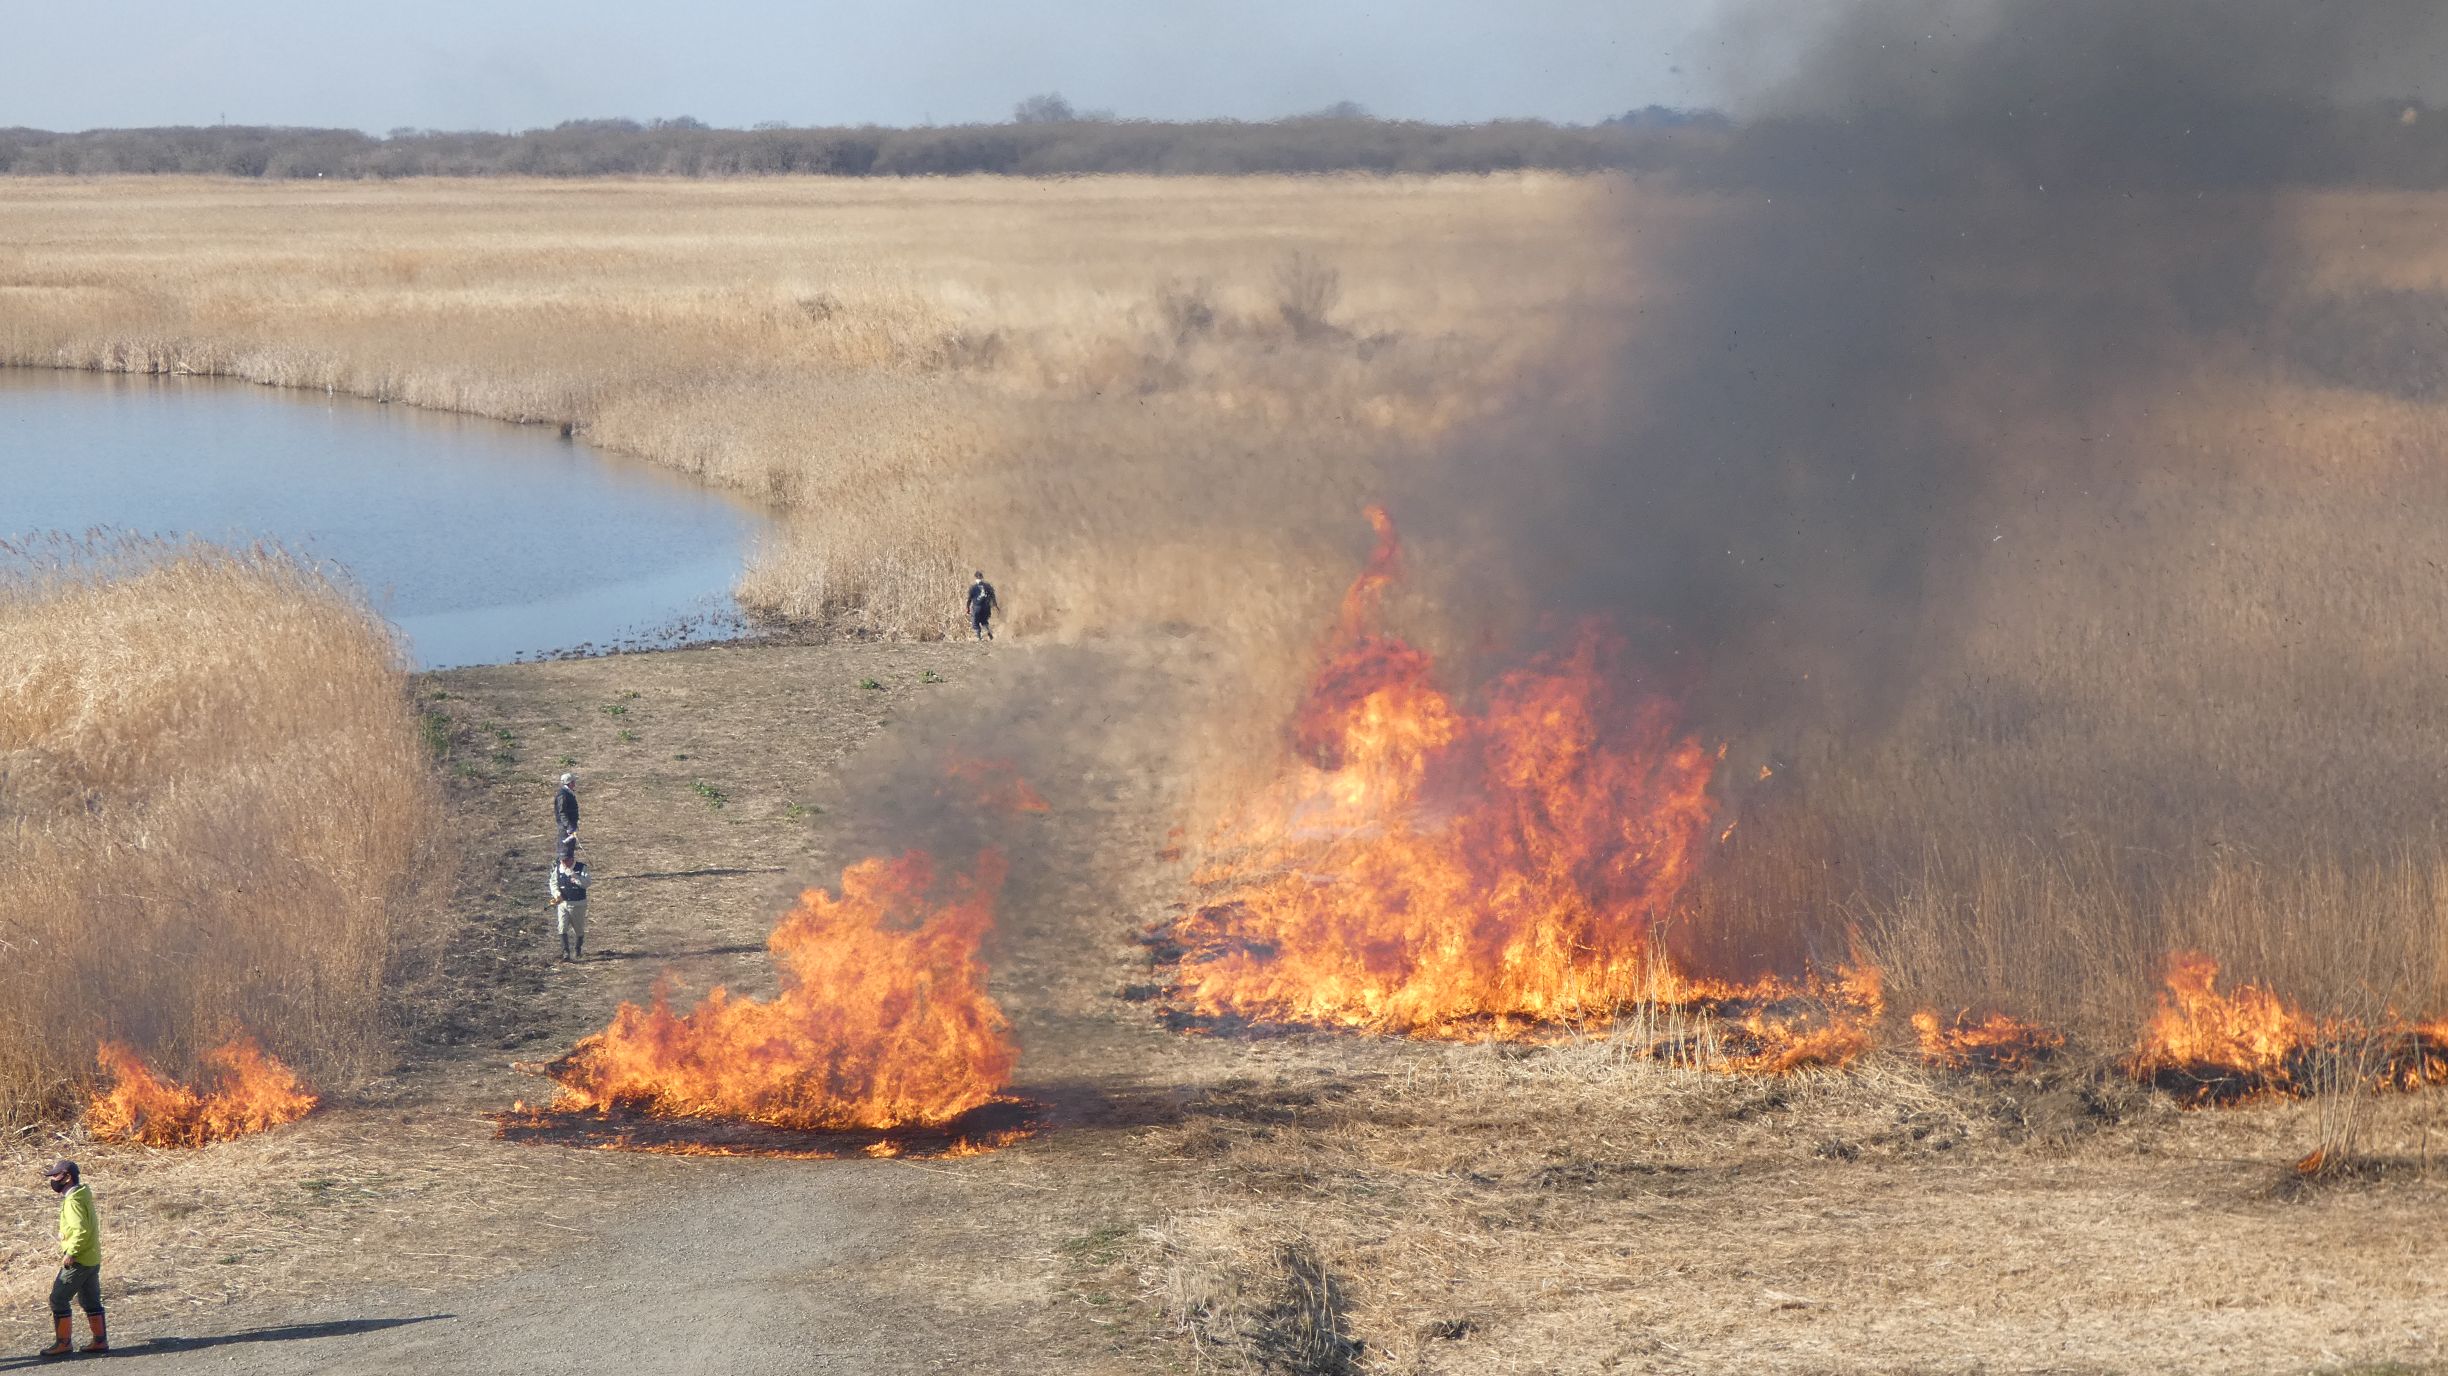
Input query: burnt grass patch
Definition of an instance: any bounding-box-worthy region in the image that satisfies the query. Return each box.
[493,1096,1043,1160]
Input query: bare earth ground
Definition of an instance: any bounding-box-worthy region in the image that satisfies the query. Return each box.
[4,638,2447,1374]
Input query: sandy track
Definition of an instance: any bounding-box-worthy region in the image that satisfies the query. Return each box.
[75,1160,1074,1376]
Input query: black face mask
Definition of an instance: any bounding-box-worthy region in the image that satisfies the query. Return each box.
[49,1178,69,1194]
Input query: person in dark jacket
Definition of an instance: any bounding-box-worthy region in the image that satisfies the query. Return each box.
[554,772,580,844]
[966,572,998,641]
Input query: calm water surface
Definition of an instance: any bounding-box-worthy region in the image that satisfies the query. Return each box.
[0,370,769,668]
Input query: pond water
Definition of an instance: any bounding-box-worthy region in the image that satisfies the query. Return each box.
[0,370,770,669]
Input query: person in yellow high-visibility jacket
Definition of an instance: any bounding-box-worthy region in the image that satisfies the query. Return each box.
[38,1160,105,1358]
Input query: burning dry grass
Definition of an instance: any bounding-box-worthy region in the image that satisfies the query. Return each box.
[86,1038,318,1147]
[1161,509,1721,1039]
[0,174,1606,640]
[0,539,444,1125]
[187,173,2370,1135]
[1135,369,2448,1209]
[1682,373,2448,1098]
[514,849,1030,1157]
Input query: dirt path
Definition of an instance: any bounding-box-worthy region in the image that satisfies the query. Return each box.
[0,636,1216,1374]
[9,638,2448,1374]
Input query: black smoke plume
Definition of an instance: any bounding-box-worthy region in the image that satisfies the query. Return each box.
[1417,0,2448,738]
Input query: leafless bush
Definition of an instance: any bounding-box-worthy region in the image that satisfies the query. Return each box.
[1158,279,1219,345]
[1271,252,1343,341]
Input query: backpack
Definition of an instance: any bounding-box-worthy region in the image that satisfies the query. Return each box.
[970,581,997,614]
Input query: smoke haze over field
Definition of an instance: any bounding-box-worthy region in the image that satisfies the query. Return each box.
[1408,0,2448,736]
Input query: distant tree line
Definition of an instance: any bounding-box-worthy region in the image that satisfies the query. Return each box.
[0,113,1712,179]
[2,101,2444,184]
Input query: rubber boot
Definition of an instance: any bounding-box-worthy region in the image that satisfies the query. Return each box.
[38,1315,71,1358]
[82,1313,107,1354]
[559,931,572,962]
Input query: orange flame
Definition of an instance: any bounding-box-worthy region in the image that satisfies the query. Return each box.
[545,851,1015,1131]
[86,1038,318,1147]
[2129,951,2311,1102]
[1151,508,2448,1099]
[1718,967,1886,1073]
[2123,953,2448,1104]
[1165,507,1726,1038]
[1912,1009,2066,1074]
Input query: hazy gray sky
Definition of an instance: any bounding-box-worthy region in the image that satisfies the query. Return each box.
[3,0,1736,133]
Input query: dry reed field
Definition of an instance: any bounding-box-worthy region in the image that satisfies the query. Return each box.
[10,176,2448,1370]
[9,177,2448,1057]
[1691,365,2448,1045]
[0,174,1613,641]
[0,540,444,1122]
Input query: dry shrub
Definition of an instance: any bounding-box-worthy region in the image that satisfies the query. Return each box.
[0,538,444,1123]
[1271,252,1344,342]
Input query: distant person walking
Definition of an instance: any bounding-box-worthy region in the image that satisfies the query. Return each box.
[966,572,998,641]
[554,772,581,845]
[551,839,591,962]
[38,1160,105,1358]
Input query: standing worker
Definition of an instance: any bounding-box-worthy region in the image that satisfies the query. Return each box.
[966,571,998,641]
[38,1160,105,1358]
[554,771,581,846]
[551,838,591,962]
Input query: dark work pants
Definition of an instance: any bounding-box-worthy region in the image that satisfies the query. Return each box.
[50,1263,102,1317]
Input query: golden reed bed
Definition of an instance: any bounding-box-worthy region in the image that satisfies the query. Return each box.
[0,174,1614,639]
[8,175,2448,1141]
[0,542,442,1122]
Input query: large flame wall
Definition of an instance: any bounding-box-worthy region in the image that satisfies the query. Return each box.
[1168,508,1723,1037]
[547,851,1016,1131]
